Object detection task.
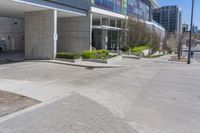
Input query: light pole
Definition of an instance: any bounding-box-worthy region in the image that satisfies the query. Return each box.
[187,0,195,64]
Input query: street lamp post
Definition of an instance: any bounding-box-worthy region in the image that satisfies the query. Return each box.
[187,0,195,64]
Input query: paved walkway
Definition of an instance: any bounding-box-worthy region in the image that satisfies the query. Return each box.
[0,94,138,133]
[0,57,200,133]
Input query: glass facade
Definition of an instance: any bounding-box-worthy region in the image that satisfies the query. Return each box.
[46,0,90,10]
[91,0,150,21]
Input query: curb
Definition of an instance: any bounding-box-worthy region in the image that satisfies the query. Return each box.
[153,60,187,64]
[122,55,141,59]
[26,60,123,68]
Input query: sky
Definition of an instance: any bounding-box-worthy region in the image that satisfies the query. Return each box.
[157,0,200,28]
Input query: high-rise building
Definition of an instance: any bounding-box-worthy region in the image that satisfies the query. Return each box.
[153,5,182,33]
[198,30,200,34]
[192,25,199,33]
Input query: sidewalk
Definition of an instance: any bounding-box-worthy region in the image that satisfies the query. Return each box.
[1,55,200,133]
[146,54,200,64]
[0,94,138,133]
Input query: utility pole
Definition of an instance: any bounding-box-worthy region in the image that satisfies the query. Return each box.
[187,0,195,64]
[178,32,181,60]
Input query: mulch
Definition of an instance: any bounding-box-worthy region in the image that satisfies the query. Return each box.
[0,90,40,117]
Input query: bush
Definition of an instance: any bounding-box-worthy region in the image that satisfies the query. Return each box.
[121,45,130,52]
[82,51,96,59]
[56,52,81,59]
[82,49,110,60]
[131,45,150,54]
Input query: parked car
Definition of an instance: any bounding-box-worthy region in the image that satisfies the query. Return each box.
[0,40,6,52]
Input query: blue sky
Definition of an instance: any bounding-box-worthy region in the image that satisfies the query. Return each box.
[157,0,200,28]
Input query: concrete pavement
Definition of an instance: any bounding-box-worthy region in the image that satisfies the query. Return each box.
[0,58,200,133]
[0,94,138,133]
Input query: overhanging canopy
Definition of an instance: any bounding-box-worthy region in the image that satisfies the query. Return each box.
[0,0,86,18]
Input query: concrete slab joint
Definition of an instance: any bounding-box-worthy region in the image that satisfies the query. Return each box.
[25,10,57,60]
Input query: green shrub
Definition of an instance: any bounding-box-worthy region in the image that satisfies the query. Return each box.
[96,49,109,59]
[56,52,81,59]
[82,49,110,60]
[122,45,130,52]
[82,51,97,59]
[131,46,150,54]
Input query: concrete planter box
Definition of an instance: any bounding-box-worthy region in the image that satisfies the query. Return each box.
[55,58,81,63]
[142,49,150,56]
[82,55,122,64]
[122,54,140,59]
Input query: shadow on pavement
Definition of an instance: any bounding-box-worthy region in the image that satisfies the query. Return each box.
[0,51,24,65]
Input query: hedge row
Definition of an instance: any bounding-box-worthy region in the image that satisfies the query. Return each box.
[56,49,110,60]
[131,45,150,54]
[56,52,81,59]
[82,49,110,60]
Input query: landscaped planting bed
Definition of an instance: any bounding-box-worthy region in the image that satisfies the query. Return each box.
[56,52,81,62]
[0,90,40,117]
[56,50,122,64]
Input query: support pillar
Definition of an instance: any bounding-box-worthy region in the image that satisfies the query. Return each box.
[25,10,57,59]
[57,13,91,52]
[102,30,108,49]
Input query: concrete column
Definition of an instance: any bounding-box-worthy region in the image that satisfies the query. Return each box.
[25,10,57,59]
[89,13,93,51]
[102,30,108,49]
[57,13,91,52]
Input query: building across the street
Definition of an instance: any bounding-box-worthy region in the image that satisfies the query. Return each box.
[0,0,165,59]
[182,23,189,32]
[153,5,182,34]
[192,25,199,34]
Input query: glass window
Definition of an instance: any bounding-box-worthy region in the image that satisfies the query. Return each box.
[91,0,150,21]
[110,19,116,27]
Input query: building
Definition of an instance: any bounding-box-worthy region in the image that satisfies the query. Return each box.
[90,0,165,50]
[149,0,160,9]
[182,23,189,32]
[198,30,200,34]
[153,5,182,34]
[192,25,198,34]
[0,0,165,59]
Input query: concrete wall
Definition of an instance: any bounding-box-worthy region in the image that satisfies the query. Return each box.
[25,10,57,59]
[57,14,91,52]
[0,17,24,51]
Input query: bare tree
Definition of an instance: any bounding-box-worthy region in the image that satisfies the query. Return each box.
[126,17,162,54]
[177,33,185,60]
[127,18,140,47]
[166,32,178,52]
[150,28,161,53]
[127,17,151,48]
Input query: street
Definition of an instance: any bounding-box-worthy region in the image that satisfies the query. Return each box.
[0,58,200,133]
